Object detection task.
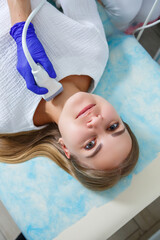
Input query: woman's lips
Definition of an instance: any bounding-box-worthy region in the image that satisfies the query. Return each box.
[76,104,95,119]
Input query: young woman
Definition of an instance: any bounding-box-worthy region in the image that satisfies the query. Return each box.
[0,0,139,191]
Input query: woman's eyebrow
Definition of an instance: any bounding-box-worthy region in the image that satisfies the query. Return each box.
[85,128,125,158]
[111,128,125,137]
[86,143,102,158]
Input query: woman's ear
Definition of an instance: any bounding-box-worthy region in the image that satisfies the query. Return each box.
[58,138,71,159]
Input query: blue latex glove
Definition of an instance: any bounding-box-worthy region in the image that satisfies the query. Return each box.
[10,21,57,95]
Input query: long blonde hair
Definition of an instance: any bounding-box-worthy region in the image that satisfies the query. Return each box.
[0,121,139,191]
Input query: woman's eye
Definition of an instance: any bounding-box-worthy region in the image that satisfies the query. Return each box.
[107,122,119,131]
[84,139,96,150]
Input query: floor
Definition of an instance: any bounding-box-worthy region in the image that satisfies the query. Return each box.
[137,21,160,59]
[0,200,21,240]
[0,21,160,240]
[108,196,160,240]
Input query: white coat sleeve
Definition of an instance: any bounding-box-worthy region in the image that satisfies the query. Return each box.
[100,0,143,30]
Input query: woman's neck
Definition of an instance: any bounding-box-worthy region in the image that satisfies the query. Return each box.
[46,80,81,124]
[33,75,92,126]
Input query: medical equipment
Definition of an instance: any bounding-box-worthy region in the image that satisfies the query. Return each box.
[22,0,63,101]
[135,0,160,40]
[1,0,160,239]
[134,18,160,36]
[154,47,160,64]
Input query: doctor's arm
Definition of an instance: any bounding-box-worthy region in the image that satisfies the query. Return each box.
[97,0,143,30]
[7,0,57,95]
[7,0,31,25]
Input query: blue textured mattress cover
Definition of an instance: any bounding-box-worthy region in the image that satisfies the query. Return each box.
[0,3,160,240]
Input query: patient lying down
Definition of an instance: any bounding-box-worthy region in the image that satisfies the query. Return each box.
[0,0,139,191]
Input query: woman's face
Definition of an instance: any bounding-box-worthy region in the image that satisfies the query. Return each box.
[58,92,132,170]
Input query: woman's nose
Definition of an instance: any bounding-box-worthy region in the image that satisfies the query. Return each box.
[86,114,103,128]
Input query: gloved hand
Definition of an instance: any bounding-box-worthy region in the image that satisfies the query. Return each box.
[10,21,57,95]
